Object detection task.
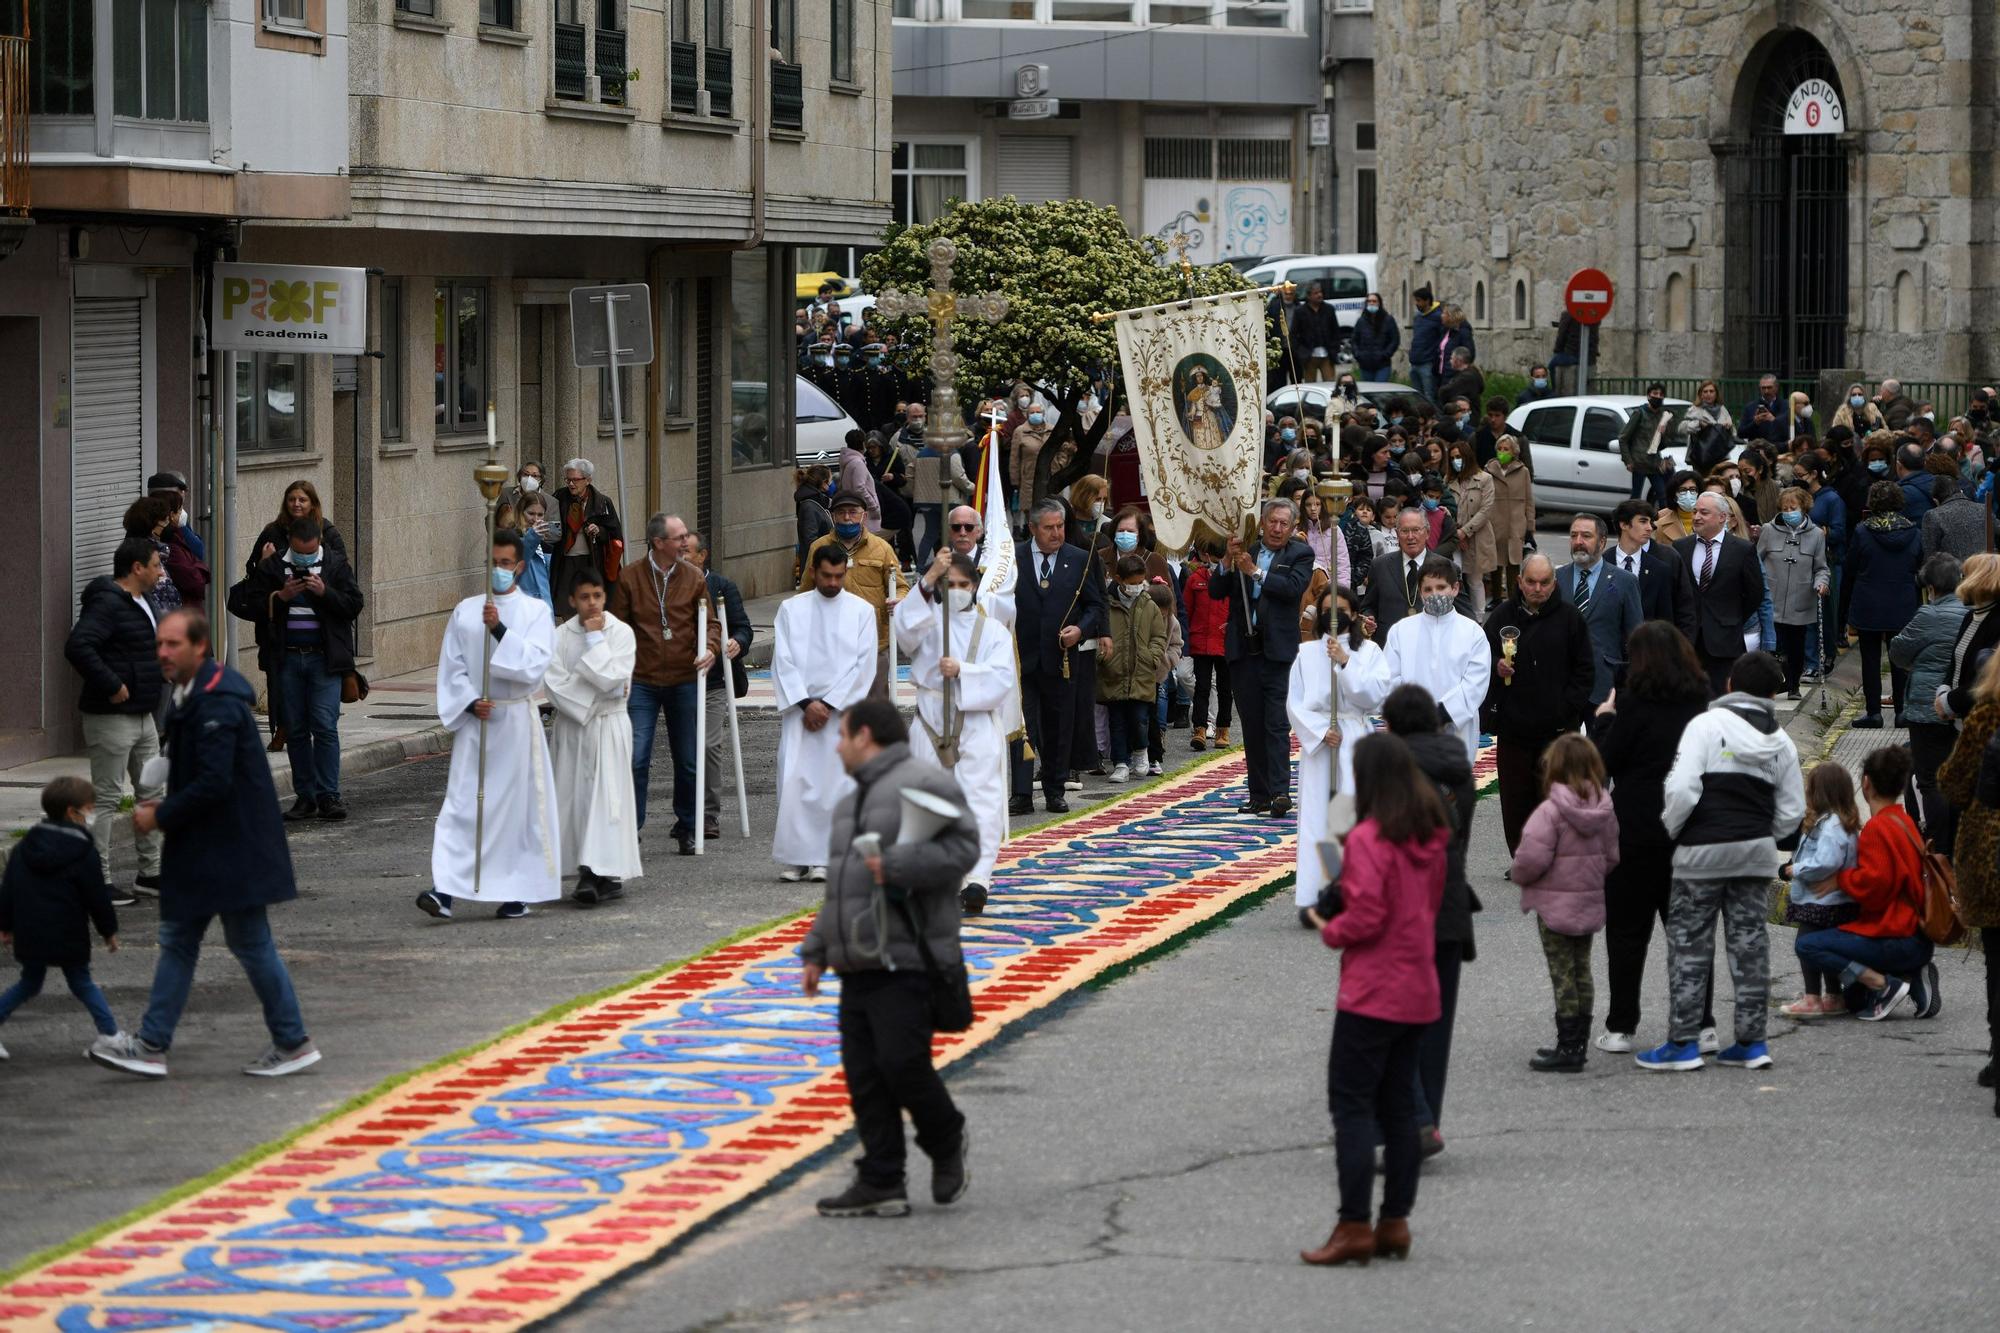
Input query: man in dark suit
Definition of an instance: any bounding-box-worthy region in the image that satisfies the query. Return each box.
[1011,499,1106,815]
[1359,508,1473,643]
[1608,499,1695,641]
[1675,493,1765,696]
[1207,498,1315,815]
[1556,513,1644,706]
[1482,554,1595,853]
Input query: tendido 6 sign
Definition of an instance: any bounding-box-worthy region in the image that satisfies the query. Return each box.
[212,263,368,354]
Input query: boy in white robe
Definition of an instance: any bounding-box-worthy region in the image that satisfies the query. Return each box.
[895,553,1017,915]
[771,544,879,881]
[1384,556,1493,765]
[1288,585,1391,917]
[419,532,561,921]
[544,570,643,906]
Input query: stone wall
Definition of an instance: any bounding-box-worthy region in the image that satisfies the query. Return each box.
[1373,0,1999,387]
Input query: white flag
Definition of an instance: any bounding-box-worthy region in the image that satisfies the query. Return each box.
[1112,291,1267,551]
[975,421,1015,603]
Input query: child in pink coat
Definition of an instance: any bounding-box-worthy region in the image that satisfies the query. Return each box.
[1302,733,1449,1269]
[1510,733,1620,1073]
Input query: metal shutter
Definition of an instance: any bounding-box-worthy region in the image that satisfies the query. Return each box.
[71,298,146,611]
[995,136,1074,204]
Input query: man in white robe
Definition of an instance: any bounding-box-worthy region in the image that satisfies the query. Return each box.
[771,544,879,881]
[896,553,1017,916]
[419,533,561,920]
[544,569,643,906]
[1384,555,1493,765]
[1287,604,1391,916]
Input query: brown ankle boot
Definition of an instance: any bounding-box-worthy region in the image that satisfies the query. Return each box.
[1214,726,1231,747]
[1300,1220,1375,1266]
[1190,726,1208,751]
[1373,1216,1411,1260]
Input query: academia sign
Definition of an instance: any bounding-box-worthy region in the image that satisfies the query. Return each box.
[212,263,368,354]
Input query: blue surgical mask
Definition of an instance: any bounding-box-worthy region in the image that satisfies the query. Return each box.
[1113,530,1139,553]
[1781,509,1803,528]
[834,520,863,540]
[1850,396,1866,409]
[1390,415,1405,427]
[1457,415,1472,430]
[491,567,516,594]
[1532,377,1549,389]
[1868,460,1889,475]
[1422,497,1440,511]
[1028,412,1045,426]
[1676,491,1697,512]
[1280,427,1296,442]
[289,551,316,568]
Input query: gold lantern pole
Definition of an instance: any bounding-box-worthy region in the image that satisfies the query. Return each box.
[471,403,510,896]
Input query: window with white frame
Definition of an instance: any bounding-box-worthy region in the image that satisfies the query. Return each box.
[831,0,854,83]
[236,354,303,452]
[433,282,490,435]
[942,1,1299,26]
[892,139,977,226]
[264,0,308,27]
[113,0,207,122]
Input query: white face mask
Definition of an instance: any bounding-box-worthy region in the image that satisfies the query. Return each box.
[947,588,976,614]
[520,476,540,493]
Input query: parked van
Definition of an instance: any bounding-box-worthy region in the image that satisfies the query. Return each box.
[1239,253,1379,328]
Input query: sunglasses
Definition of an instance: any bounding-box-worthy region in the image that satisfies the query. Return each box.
[949,523,980,532]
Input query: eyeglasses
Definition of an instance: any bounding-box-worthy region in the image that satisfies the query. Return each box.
[949,523,980,532]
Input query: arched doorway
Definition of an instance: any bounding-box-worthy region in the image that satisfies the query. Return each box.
[1723,31,1851,377]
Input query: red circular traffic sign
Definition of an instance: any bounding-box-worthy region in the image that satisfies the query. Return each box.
[1564,268,1614,326]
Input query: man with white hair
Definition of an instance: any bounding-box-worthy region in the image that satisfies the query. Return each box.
[553,456,623,617]
[1674,492,1764,696]
[1875,377,1917,432]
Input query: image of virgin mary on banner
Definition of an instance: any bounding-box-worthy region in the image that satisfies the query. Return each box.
[1112,290,1267,551]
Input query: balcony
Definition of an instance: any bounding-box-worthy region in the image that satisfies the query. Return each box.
[669,39,698,114]
[594,26,626,106]
[771,59,802,132]
[705,45,732,118]
[1,27,26,216]
[554,21,587,99]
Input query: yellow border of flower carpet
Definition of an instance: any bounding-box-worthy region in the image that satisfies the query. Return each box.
[3,752,1303,1333]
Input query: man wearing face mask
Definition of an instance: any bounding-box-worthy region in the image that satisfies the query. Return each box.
[1618,384,1675,510]
[800,491,899,701]
[1481,553,1594,852]
[856,343,901,434]
[1894,443,1935,520]
[417,531,561,922]
[1516,365,1555,409]
[1349,291,1400,381]
[1290,282,1344,383]
[251,519,365,822]
[1385,556,1493,766]
[1440,347,1485,419]
[1408,286,1444,402]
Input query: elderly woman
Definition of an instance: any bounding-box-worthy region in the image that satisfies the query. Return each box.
[1848,479,1924,727]
[553,456,622,616]
[1891,553,1966,850]
[1757,486,1829,698]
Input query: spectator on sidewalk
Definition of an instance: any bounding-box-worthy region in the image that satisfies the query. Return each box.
[517,491,558,610]
[544,570,643,907]
[1512,735,1620,1073]
[1922,474,1986,562]
[1848,479,1924,727]
[608,513,721,858]
[0,776,124,1061]
[1777,762,1863,1017]
[90,610,320,1080]
[553,458,622,617]
[145,470,206,563]
[802,700,978,1219]
[1892,554,1966,850]
[1639,651,1803,1073]
[687,529,752,842]
[122,496,184,620]
[64,538,166,900]
[253,518,365,823]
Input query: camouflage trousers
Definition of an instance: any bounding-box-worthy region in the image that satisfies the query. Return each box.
[1667,876,1770,1045]
[1538,923,1596,1020]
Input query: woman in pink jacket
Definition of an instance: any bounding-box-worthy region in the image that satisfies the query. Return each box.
[1510,734,1621,1073]
[1302,733,1449,1269]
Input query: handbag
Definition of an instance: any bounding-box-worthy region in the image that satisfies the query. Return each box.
[1894,817,1966,947]
[601,537,625,583]
[342,670,371,706]
[225,576,264,624]
[891,894,974,1033]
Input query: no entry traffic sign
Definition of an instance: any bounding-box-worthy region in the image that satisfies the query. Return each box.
[1564,268,1614,326]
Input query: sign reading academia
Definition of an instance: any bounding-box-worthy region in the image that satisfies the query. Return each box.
[212,262,368,355]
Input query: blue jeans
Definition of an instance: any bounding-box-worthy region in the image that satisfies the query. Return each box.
[279,648,344,801]
[1795,928,1932,998]
[1410,364,1439,405]
[0,963,118,1035]
[914,503,945,568]
[630,678,699,831]
[1106,699,1151,766]
[140,908,308,1051]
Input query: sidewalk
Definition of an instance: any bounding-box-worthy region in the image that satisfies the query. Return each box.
[0,592,794,857]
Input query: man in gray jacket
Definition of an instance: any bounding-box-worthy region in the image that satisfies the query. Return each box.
[802,699,980,1218]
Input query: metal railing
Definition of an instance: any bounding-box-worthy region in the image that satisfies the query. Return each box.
[669,39,698,114]
[1597,376,1993,425]
[705,45,732,118]
[1,29,27,216]
[594,25,626,106]
[554,21,587,100]
[771,58,802,131]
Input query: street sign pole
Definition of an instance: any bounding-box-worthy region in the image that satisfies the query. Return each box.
[569,282,654,531]
[602,291,627,520]
[1580,327,1590,396]
[1562,267,1614,397]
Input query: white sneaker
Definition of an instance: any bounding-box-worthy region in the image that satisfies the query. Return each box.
[778,866,807,883]
[807,865,828,882]
[0,1036,9,1060]
[244,1039,322,1077]
[1109,763,1129,782]
[1594,1031,1634,1054]
[1697,1027,1721,1055]
[1065,777,1084,791]
[1149,760,1165,776]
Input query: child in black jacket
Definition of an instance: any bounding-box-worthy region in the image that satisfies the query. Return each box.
[0,776,123,1059]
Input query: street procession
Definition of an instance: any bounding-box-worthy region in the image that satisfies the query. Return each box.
[2,2,1999,1329]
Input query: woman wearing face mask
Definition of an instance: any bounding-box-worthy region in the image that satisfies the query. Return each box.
[1356,436,1409,502]
[1096,506,1175,590]
[1009,397,1056,512]
[1738,449,1782,530]
[1830,382,1885,435]
[1287,585,1391,926]
[1065,475,1111,550]
[1446,438,1497,619]
[1847,480,1925,728]
[863,432,916,571]
[1096,555,1169,784]
[504,461,548,517]
[1483,434,1535,602]
[1349,293,1401,381]
[1654,470,1702,545]
[1756,487,1830,698]
[1786,390,1816,442]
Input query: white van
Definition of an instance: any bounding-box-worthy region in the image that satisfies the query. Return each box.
[1239,253,1380,328]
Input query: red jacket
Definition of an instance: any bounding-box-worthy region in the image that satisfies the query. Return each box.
[1836,805,1924,939]
[1185,564,1231,657]
[1321,819,1447,1024]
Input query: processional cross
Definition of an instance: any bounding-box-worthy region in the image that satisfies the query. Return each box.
[876,239,1009,455]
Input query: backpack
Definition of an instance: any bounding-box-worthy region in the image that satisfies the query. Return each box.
[1893,817,1965,947]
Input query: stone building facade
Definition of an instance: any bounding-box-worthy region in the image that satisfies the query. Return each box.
[1372,0,1998,389]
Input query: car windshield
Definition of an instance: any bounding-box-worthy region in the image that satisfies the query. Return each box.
[798,378,843,422]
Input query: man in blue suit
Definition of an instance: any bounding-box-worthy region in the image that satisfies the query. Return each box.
[1557,513,1645,705]
[1207,498,1316,816]
[1010,499,1107,815]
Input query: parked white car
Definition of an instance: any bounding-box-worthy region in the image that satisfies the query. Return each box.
[1266,380,1433,429]
[1505,395,1746,516]
[731,375,858,466]
[1240,253,1379,328]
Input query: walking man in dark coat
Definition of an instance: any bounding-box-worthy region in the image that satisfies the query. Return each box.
[89,609,319,1080]
[1675,493,1765,696]
[1482,554,1595,853]
[1207,498,1315,816]
[1010,499,1106,815]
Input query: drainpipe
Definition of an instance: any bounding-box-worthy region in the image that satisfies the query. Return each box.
[1630,0,1643,370]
